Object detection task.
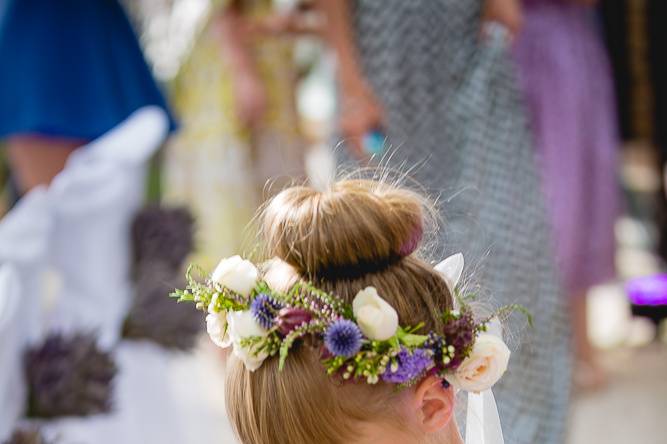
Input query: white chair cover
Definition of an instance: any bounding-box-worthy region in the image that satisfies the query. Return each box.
[2,107,236,444]
[0,187,53,344]
[48,106,168,348]
[0,265,27,441]
[39,107,176,444]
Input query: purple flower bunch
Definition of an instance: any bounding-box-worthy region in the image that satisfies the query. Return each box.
[131,205,194,271]
[124,205,200,350]
[25,333,116,418]
[440,310,476,369]
[382,347,433,384]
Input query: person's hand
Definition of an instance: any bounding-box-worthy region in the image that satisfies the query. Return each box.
[233,72,268,129]
[339,83,384,160]
[481,0,523,42]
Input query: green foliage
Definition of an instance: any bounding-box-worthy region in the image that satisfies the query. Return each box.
[278,319,327,370]
[170,264,248,312]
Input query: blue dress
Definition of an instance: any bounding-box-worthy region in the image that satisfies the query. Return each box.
[0,0,176,141]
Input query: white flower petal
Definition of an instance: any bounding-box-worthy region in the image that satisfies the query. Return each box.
[212,255,242,283]
[449,333,510,393]
[206,312,231,348]
[210,256,259,297]
[227,311,269,371]
[352,287,399,341]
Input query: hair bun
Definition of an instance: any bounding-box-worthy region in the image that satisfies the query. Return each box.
[262,180,425,278]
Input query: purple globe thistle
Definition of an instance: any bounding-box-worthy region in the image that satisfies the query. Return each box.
[324,319,363,358]
[251,294,284,330]
[382,347,433,384]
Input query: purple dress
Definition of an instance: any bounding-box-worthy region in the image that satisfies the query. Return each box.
[514,0,619,296]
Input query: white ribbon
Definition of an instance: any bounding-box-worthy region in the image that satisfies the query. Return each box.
[465,389,505,444]
[464,317,505,444]
[435,255,506,444]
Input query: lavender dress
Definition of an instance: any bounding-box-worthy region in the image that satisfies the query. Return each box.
[514,0,619,296]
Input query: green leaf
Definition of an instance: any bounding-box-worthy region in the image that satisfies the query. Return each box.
[278,342,289,371]
[388,335,400,349]
[399,333,428,347]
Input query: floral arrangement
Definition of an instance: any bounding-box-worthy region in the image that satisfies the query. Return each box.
[123,206,201,351]
[172,254,525,392]
[24,333,116,418]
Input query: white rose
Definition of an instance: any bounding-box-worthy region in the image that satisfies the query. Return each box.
[448,333,511,393]
[211,255,259,297]
[227,310,269,371]
[206,311,231,348]
[352,287,399,341]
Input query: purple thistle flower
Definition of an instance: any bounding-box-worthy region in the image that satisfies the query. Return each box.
[324,319,363,358]
[382,347,433,384]
[251,293,284,330]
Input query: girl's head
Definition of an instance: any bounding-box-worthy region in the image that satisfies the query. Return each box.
[225,179,462,444]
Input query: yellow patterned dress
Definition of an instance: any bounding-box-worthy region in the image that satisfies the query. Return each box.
[163,0,304,269]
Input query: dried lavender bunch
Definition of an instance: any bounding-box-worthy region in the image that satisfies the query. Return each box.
[25,333,116,418]
[123,261,203,351]
[2,428,52,444]
[131,206,194,271]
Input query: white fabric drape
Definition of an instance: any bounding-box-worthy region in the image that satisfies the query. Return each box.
[0,265,26,441]
[48,106,168,348]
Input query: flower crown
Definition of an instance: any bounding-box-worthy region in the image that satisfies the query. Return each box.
[172,254,527,392]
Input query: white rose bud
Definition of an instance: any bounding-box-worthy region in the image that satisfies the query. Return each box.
[352,287,399,341]
[206,311,231,348]
[211,255,259,297]
[227,310,269,371]
[448,333,511,393]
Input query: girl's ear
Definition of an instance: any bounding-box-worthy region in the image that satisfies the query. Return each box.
[411,375,456,433]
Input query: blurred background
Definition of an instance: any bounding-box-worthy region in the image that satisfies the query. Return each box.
[0,0,665,443]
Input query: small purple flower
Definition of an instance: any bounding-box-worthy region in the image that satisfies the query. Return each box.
[324,319,363,357]
[382,347,432,384]
[251,294,284,330]
[277,308,313,335]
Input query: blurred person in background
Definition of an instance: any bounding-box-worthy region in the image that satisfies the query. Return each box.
[163,0,309,268]
[0,0,175,196]
[514,0,619,390]
[317,1,571,443]
[602,0,667,259]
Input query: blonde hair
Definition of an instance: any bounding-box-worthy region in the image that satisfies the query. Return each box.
[225,179,453,444]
